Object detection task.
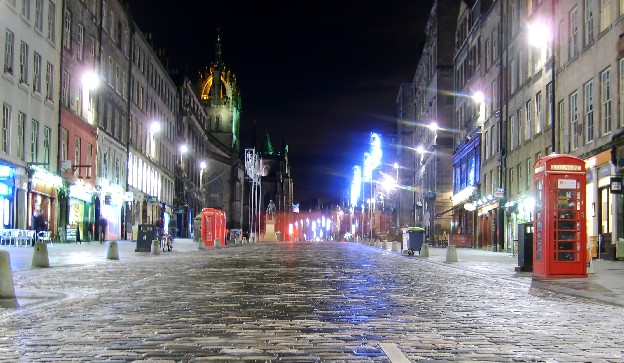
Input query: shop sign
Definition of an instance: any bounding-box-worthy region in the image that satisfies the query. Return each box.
[0,182,12,196]
[0,165,13,178]
[147,195,158,203]
[494,188,505,198]
[174,207,186,214]
[69,184,93,202]
[611,177,623,194]
[124,192,133,202]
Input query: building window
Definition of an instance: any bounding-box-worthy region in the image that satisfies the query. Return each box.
[570,92,579,150]
[89,35,95,60]
[558,100,566,153]
[585,80,594,143]
[484,130,490,159]
[518,108,524,145]
[19,42,29,84]
[526,99,534,140]
[2,104,10,153]
[509,167,515,194]
[102,151,108,179]
[21,0,31,20]
[517,164,523,194]
[4,29,14,75]
[30,119,38,162]
[526,159,532,191]
[61,71,70,107]
[570,7,579,58]
[546,82,553,127]
[74,136,81,176]
[86,144,92,178]
[45,62,53,101]
[43,126,50,165]
[536,92,543,134]
[34,0,43,32]
[61,128,68,163]
[47,0,56,43]
[77,24,84,61]
[63,9,71,50]
[600,0,613,32]
[17,112,25,160]
[33,52,41,93]
[114,156,120,184]
[601,67,612,135]
[584,0,594,46]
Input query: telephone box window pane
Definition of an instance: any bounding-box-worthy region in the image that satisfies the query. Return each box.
[536,251,542,261]
[537,220,542,230]
[557,252,575,261]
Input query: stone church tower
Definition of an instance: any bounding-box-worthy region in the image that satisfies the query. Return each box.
[197,33,241,153]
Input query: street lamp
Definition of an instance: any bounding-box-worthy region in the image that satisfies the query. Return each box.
[199,161,206,206]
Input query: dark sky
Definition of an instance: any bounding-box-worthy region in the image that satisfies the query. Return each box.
[128,1,433,202]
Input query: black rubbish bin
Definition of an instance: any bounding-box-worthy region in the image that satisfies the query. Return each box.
[517,222,533,272]
[136,224,156,252]
[406,227,425,255]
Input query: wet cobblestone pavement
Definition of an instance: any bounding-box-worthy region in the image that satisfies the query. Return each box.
[1,241,624,362]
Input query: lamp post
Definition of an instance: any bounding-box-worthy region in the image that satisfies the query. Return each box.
[199,161,206,207]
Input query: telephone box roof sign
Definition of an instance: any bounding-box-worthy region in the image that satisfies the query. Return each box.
[534,154,585,175]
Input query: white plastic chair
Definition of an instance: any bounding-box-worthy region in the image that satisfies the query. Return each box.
[37,231,52,244]
[16,230,31,247]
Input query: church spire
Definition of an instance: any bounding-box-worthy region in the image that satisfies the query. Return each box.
[215,28,222,63]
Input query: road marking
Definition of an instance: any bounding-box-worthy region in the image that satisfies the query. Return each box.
[379,342,411,363]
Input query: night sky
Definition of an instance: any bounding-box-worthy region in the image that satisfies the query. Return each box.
[128,1,434,203]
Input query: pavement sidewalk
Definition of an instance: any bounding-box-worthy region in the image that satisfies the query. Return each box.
[360,240,624,307]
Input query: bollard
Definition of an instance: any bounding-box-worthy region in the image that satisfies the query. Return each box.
[242,237,248,244]
[107,241,119,260]
[198,240,207,250]
[31,241,50,268]
[382,240,388,250]
[0,250,16,298]
[214,238,221,247]
[392,241,401,253]
[445,244,458,263]
[151,240,160,255]
[420,243,430,258]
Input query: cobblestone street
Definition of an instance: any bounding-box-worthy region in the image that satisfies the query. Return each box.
[1,241,623,362]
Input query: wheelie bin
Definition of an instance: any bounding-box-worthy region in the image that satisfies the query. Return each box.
[405,227,425,255]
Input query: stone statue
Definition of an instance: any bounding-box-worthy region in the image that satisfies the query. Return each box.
[267,200,276,220]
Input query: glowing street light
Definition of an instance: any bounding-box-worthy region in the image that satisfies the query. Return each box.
[150,121,161,134]
[472,91,485,104]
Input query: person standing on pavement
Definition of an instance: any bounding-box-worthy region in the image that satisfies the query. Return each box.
[99,217,108,243]
[31,210,47,246]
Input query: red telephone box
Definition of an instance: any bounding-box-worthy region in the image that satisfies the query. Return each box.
[201,208,227,247]
[533,155,587,278]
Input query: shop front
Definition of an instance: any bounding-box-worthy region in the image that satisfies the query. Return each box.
[504,196,536,255]
[29,167,62,237]
[97,181,125,241]
[68,183,96,242]
[584,149,619,260]
[0,164,16,229]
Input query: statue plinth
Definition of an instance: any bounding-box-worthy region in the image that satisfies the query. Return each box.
[264,219,277,242]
